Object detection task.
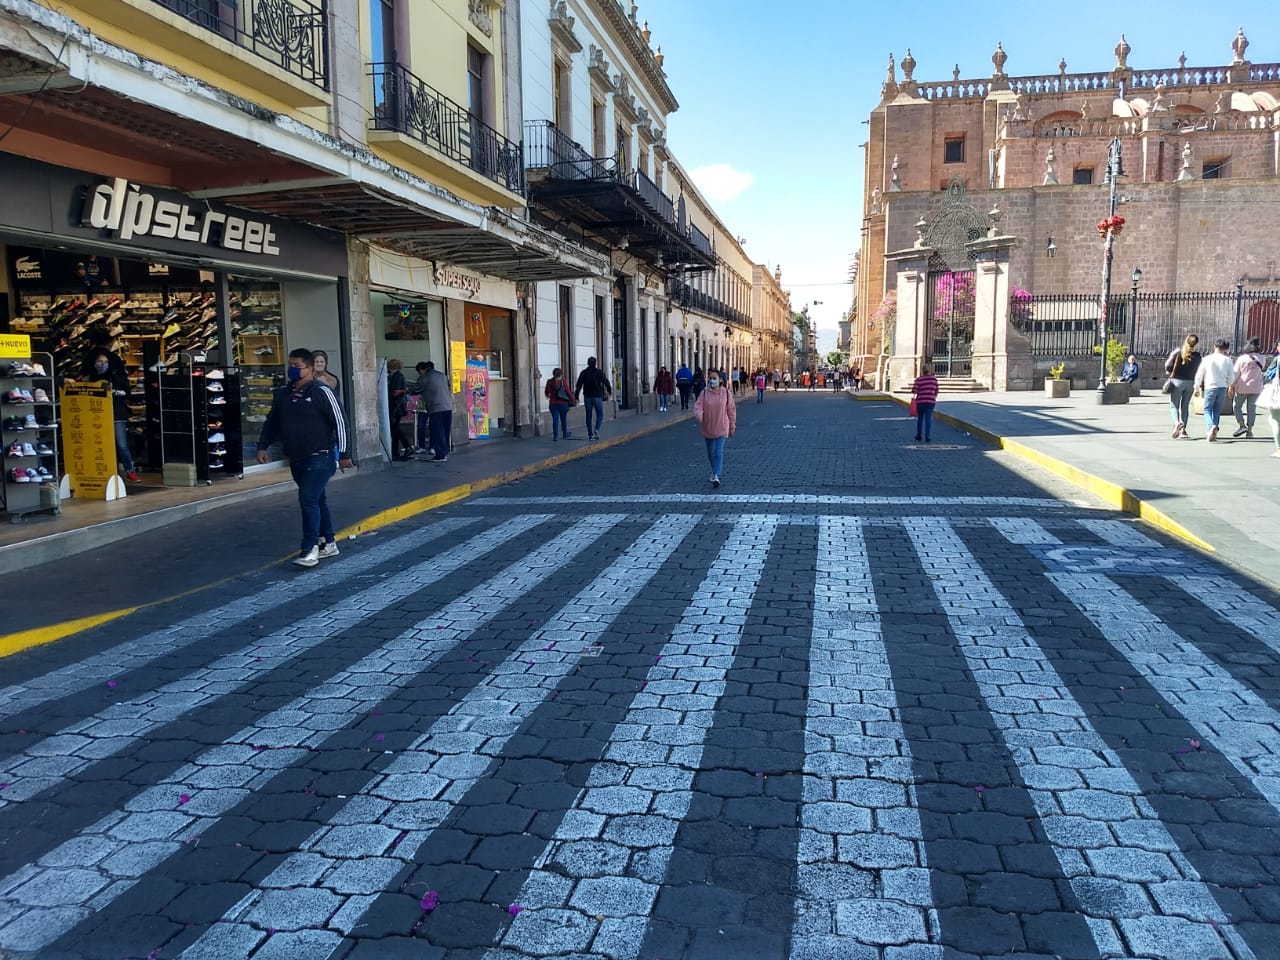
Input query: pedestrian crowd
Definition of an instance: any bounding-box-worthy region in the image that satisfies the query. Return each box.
[1161,333,1280,454]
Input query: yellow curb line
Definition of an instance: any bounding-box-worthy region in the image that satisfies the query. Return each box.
[0,414,689,659]
[884,393,1214,553]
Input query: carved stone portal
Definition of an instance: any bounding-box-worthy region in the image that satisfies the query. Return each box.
[469,0,493,38]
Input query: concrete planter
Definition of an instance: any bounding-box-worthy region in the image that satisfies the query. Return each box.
[1128,381,1141,397]
[1044,378,1070,398]
[1096,382,1131,405]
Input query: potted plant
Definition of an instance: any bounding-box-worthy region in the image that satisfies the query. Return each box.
[1045,362,1070,398]
[1093,341,1131,404]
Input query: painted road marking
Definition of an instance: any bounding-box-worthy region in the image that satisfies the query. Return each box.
[0,517,537,811]
[180,514,704,958]
[474,495,1069,508]
[905,519,1251,960]
[488,516,779,960]
[0,515,624,953]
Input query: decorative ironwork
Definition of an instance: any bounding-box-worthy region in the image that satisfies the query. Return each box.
[371,62,525,197]
[923,179,987,272]
[153,0,329,90]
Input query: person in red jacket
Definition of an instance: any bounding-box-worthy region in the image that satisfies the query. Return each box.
[544,367,576,440]
[654,366,674,412]
[911,364,939,443]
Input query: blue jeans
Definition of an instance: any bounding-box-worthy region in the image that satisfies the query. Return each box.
[428,410,452,458]
[113,420,134,472]
[756,387,765,404]
[290,453,336,552]
[416,411,429,449]
[549,402,570,437]
[1203,386,1227,432]
[704,436,726,476]
[1168,379,1194,427]
[916,402,935,440]
[584,396,604,436]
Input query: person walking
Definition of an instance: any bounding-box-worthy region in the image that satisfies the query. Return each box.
[675,362,693,410]
[654,365,674,412]
[386,358,411,461]
[691,366,706,400]
[911,364,939,443]
[417,360,453,462]
[694,367,736,488]
[1263,338,1280,458]
[730,366,740,396]
[1164,334,1201,439]
[1194,338,1236,442]
[86,348,141,484]
[783,370,792,390]
[573,356,612,440]
[754,369,767,404]
[772,367,781,391]
[255,348,352,568]
[544,366,576,440]
[1231,337,1266,438]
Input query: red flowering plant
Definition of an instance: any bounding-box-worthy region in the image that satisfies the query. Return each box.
[1009,286,1034,328]
[1096,215,1125,238]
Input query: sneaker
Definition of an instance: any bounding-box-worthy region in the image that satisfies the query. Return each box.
[429,456,448,463]
[36,466,51,480]
[206,369,225,380]
[254,345,274,356]
[209,446,226,456]
[18,389,34,403]
[29,363,46,376]
[208,420,223,429]
[206,381,224,393]
[293,545,320,568]
[1246,429,1255,439]
[208,459,224,469]
[4,389,24,404]
[209,396,226,405]
[1233,426,1248,438]
[23,468,37,482]
[208,432,225,443]
[9,467,28,483]
[711,475,721,488]
[1172,422,1184,439]
[31,389,49,403]
[124,470,141,483]
[23,414,38,428]
[6,442,21,457]
[318,540,340,559]
[20,442,37,457]
[3,416,22,431]
[35,442,52,454]
[1207,426,1219,442]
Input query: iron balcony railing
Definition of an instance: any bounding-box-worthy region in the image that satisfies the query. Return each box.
[671,282,749,326]
[371,62,525,197]
[1014,289,1280,359]
[154,0,328,89]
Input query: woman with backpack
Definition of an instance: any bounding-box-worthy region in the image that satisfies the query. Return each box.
[1231,337,1266,439]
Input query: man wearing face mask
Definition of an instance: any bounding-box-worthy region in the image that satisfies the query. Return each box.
[693,367,736,488]
[256,348,353,568]
[86,348,141,484]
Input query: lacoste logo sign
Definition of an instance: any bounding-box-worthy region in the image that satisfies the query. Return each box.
[81,178,281,256]
[14,255,41,280]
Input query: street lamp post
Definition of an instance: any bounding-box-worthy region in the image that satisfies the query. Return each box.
[1129,267,1143,355]
[1097,137,1124,400]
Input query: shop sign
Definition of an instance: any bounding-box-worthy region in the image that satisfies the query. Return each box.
[434,265,481,299]
[82,178,281,256]
[14,255,41,280]
[61,382,125,501]
[0,333,31,358]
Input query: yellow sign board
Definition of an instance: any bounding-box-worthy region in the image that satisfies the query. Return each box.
[0,333,31,358]
[450,340,466,394]
[61,382,121,500]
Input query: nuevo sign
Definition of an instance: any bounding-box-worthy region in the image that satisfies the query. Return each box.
[82,178,281,256]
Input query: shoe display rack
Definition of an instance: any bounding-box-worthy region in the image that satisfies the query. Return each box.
[0,352,61,519]
[157,357,244,485]
[232,286,282,372]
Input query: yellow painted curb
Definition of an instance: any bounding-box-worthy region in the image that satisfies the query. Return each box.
[0,607,141,658]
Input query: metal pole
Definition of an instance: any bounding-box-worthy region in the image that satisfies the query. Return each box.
[1098,138,1120,398]
[1130,275,1140,357]
[1233,279,1244,351]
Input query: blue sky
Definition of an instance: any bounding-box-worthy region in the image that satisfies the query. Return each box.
[637,0,1274,351]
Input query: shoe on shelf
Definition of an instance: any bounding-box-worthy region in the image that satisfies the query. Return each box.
[206,381,224,393]
[36,466,51,480]
[293,545,320,568]
[6,442,22,457]
[35,442,52,454]
[209,396,226,405]
[209,459,224,469]
[32,389,49,403]
[30,362,46,376]
[208,432,225,443]
[124,470,141,483]
[318,540,340,559]
[20,442,37,456]
[9,467,28,483]
[254,345,274,356]
[207,369,225,380]
[1233,425,1248,438]
[210,447,227,456]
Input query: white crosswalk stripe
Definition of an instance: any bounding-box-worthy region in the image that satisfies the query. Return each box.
[0,518,482,721]
[907,519,1251,960]
[0,516,532,810]
[0,515,622,953]
[0,509,1276,960]
[179,513,703,959]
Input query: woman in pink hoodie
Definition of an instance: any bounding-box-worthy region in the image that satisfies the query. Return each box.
[693,369,736,488]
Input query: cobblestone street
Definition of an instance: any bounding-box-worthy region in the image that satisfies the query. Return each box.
[1,392,1278,960]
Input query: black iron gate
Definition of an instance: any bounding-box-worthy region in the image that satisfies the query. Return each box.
[926,268,974,377]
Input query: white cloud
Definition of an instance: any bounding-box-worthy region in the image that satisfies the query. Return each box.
[689,164,755,205]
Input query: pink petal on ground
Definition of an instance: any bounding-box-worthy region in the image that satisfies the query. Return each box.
[1190,739,1202,750]
[374,734,385,742]
[654,655,663,663]
[508,903,523,916]
[178,793,191,805]
[543,643,555,651]
[107,680,118,688]
[420,890,440,911]
[0,783,8,790]
[526,660,535,666]
[974,785,985,793]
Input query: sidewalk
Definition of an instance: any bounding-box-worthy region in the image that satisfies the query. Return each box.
[868,387,1280,590]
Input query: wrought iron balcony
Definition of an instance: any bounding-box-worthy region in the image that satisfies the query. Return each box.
[371,62,525,198]
[523,119,715,271]
[153,0,328,89]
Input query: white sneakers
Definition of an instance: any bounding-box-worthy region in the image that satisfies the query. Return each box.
[295,540,340,567]
[318,540,340,559]
[711,474,721,488]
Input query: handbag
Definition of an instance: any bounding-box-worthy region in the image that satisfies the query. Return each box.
[908,398,919,417]
[1160,379,1174,395]
[1259,380,1280,409]
[555,382,575,404]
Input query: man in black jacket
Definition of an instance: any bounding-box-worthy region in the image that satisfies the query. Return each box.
[573,356,612,441]
[256,348,352,567]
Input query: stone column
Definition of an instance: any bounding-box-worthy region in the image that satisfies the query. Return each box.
[885,247,932,390]
[965,235,1030,390]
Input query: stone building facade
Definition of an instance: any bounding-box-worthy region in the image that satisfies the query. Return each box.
[856,29,1280,389]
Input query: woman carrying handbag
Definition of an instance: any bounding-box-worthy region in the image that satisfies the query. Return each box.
[545,367,576,441]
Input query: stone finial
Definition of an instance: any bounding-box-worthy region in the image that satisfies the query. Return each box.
[641,19,651,44]
[1012,93,1030,121]
[953,64,961,82]
[1151,81,1167,112]
[1114,34,1131,70]
[1232,26,1249,64]
[881,53,899,101]
[1214,91,1225,113]
[987,204,1002,239]
[991,41,1007,77]
[889,155,902,192]
[654,45,663,67]
[871,186,883,215]
[914,216,928,248]
[1177,141,1194,181]
[1080,98,1091,119]
[1059,57,1068,77]
[1177,51,1187,72]
[629,2,638,24]
[901,48,916,81]
[1043,146,1059,185]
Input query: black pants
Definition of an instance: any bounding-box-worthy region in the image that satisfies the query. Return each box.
[677,384,691,409]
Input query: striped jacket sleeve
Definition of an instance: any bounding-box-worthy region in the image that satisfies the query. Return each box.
[318,383,349,459]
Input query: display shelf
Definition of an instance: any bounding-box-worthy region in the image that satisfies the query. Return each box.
[0,352,61,519]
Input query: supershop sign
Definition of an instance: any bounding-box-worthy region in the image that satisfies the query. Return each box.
[82,178,281,256]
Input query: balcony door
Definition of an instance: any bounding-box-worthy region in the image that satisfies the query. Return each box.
[159,0,235,39]
[370,0,399,125]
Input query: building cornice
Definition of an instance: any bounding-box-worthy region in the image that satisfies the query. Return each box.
[588,0,678,114]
